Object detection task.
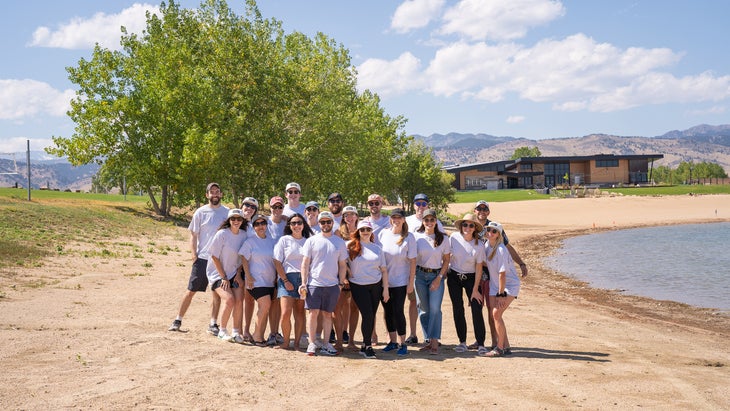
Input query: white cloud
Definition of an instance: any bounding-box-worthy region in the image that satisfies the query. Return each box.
[391,0,446,33]
[0,136,56,154]
[356,52,425,96]
[0,79,74,120]
[506,115,525,124]
[29,3,159,50]
[687,105,727,116]
[440,0,565,41]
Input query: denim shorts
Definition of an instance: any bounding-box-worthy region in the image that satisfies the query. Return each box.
[278,272,303,299]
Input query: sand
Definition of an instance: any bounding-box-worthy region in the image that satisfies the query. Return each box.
[1,194,729,409]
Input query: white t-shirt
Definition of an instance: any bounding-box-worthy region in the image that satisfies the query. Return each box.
[414,231,451,270]
[283,203,306,218]
[239,234,277,288]
[347,241,386,285]
[484,243,520,296]
[273,235,307,273]
[367,214,392,241]
[267,217,287,241]
[205,228,247,282]
[301,233,347,287]
[378,229,417,288]
[406,214,444,233]
[189,204,230,259]
[449,232,485,274]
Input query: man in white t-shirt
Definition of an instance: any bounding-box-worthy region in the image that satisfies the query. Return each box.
[326,192,344,231]
[168,182,229,335]
[406,193,444,232]
[267,196,287,241]
[283,182,305,217]
[365,193,391,240]
[300,211,348,356]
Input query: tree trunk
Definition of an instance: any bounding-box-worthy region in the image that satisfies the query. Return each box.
[147,186,162,216]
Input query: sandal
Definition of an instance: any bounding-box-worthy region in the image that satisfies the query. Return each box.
[477,346,491,356]
[467,342,479,350]
[419,345,432,352]
[481,347,504,357]
[503,347,512,355]
[253,340,268,347]
[429,346,439,355]
[242,332,254,343]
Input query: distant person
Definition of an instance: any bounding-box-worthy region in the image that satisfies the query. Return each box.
[481,221,522,357]
[267,196,287,241]
[365,193,391,239]
[300,211,348,356]
[283,182,305,217]
[206,208,248,342]
[413,209,451,355]
[239,196,259,342]
[273,213,314,350]
[447,213,487,354]
[473,200,527,349]
[168,183,229,335]
[304,201,321,234]
[327,192,344,231]
[336,205,359,351]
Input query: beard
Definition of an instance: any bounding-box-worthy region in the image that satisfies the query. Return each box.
[329,203,342,214]
[209,196,221,206]
[321,224,333,233]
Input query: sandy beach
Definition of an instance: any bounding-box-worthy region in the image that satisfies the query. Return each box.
[1,194,729,409]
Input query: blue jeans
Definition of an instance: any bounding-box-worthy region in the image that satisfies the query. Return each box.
[414,268,445,340]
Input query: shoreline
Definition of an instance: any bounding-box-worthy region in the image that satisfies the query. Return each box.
[446,194,730,336]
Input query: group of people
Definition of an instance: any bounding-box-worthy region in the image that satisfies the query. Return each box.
[168,182,528,359]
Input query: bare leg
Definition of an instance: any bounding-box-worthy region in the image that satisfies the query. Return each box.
[268,296,281,340]
[253,295,271,343]
[176,290,196,318]
[278,297,294,349]
[408,297,418,340]
[348,297,359,350]
[293,300,306,351]
[243,292,255,339]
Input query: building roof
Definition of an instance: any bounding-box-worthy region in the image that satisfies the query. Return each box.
[444,154,664,173]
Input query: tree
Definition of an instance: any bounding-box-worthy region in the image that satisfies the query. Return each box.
[511,146,542,160]
[393,139,455,214]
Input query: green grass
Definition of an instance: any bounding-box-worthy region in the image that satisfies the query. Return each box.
[0,187,151,203]
[454,189,551,203]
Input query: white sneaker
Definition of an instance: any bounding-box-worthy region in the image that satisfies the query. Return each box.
[218,331,234,342]
[232,333,244,344]
[319,343,338,356]
[306,342,318,356]
[454,343,468,353]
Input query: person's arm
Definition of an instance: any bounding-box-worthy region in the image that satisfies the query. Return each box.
[190,231,199,262]
[274,259,293,291]
[470,261,483,304]
[432,253,450,291]
[407,257,416,295]
[211,255,229,290]
[240,255,254,289]
[338,259,348,287]
[506,243,528,278]
[300,256,311,293]
[380,265,390,302]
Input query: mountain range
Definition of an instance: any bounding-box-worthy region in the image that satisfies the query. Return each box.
[2,124,729,190]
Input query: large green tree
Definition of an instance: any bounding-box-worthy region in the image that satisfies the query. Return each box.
[394,139,455,214]
[48,0,414,215]
[511,146,542,160]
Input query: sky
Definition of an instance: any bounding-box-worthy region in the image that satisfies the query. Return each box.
[1,0,730,155]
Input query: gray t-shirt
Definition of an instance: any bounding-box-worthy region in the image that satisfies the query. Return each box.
[347,241,386,286]
[189,204,230,259]
[301,233,347,287]
[449,232,485,274]
[273,235,307,273]
[239,234,277,287]
[378,229,417,288]
[206,228,247,282]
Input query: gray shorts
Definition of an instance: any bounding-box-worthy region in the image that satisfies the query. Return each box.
[305,285,340,313]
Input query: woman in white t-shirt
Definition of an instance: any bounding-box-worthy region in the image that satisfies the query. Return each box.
[413,209,451,355]
[206,208,248,343]
[481,221,521,357]
[336,205,359,351]
[273,213,314,350]
[447,213,487,355]
[378,208,416,356]
[239,214,277,347]
[347,220,390,359]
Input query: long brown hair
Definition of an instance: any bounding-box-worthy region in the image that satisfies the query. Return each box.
[391,216,409,246]
[416,223,445,247]
[347,229,364,261]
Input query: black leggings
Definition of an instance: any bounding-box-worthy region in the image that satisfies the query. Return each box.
[350,281,383,347]
[447,271,485,345]
[382,285,407,337]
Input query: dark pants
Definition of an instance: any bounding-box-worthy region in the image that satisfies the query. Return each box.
[382,285,407,337]
[350,281,383,347]
[447,271,485,345]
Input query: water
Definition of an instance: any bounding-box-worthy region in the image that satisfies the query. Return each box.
[545,222,730,311]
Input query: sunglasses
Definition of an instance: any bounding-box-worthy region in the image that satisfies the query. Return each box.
[414,201,428,207]
[287,190,300,195]
[306,207,318,212]
[289,220,303,226]
[359,227,372,232]
[461,222,475,228]
[475,207,489,212]
[367,201,380,206]
[319,220,333,225]
[423,218,436,223]
[243,203,257,209]
[253,220,268,227]
[486,228,500,234]
[271,205,283,210]
[328,199,342,203]
[230,217,244,222]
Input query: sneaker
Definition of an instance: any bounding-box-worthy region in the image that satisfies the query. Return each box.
[300,335,309,348]
[454,343,468,353]
[405,335,418,344]
[329,329,336,343]
[477,346,490,356]
[168,319,181,331]
[397,344,408,356]
[320,343,339,356]
[362,346,376,359]
[383,342,399,352]
[343,330,349,344]
[306,342,317,356]
[218,331,234,342]
[207,323,220,336]
[232,333,244,344]
[503,347,512,355]
[266,334,277,346]
[275,332,284,344]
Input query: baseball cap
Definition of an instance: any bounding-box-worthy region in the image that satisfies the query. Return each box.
[389,208,405,218]
[327,192,343,201]
[318,211,334,221]
[286,182,301,192]
[486,221,503,234]
[357,220,373,230]
[206,182,221,192]
[413,193,428,202]
[227,209,244,219]
[269,196,284,206]
[305,201,320,210]
[342,206,358,216]
[475,200,489,210]
[243,197,259,208]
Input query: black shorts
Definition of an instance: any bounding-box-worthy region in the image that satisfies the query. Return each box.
[211,277,241,291]
[248,286,275,300]
[187,258,209,292]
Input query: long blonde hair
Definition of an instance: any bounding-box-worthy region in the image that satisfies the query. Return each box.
[487,231,504,261]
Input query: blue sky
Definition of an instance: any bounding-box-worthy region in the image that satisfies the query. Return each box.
[1,0,729,154]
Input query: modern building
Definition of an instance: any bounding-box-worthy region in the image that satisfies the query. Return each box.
[444,154,664,190]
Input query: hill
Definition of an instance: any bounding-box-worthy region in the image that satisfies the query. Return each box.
[416,124,730,172]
